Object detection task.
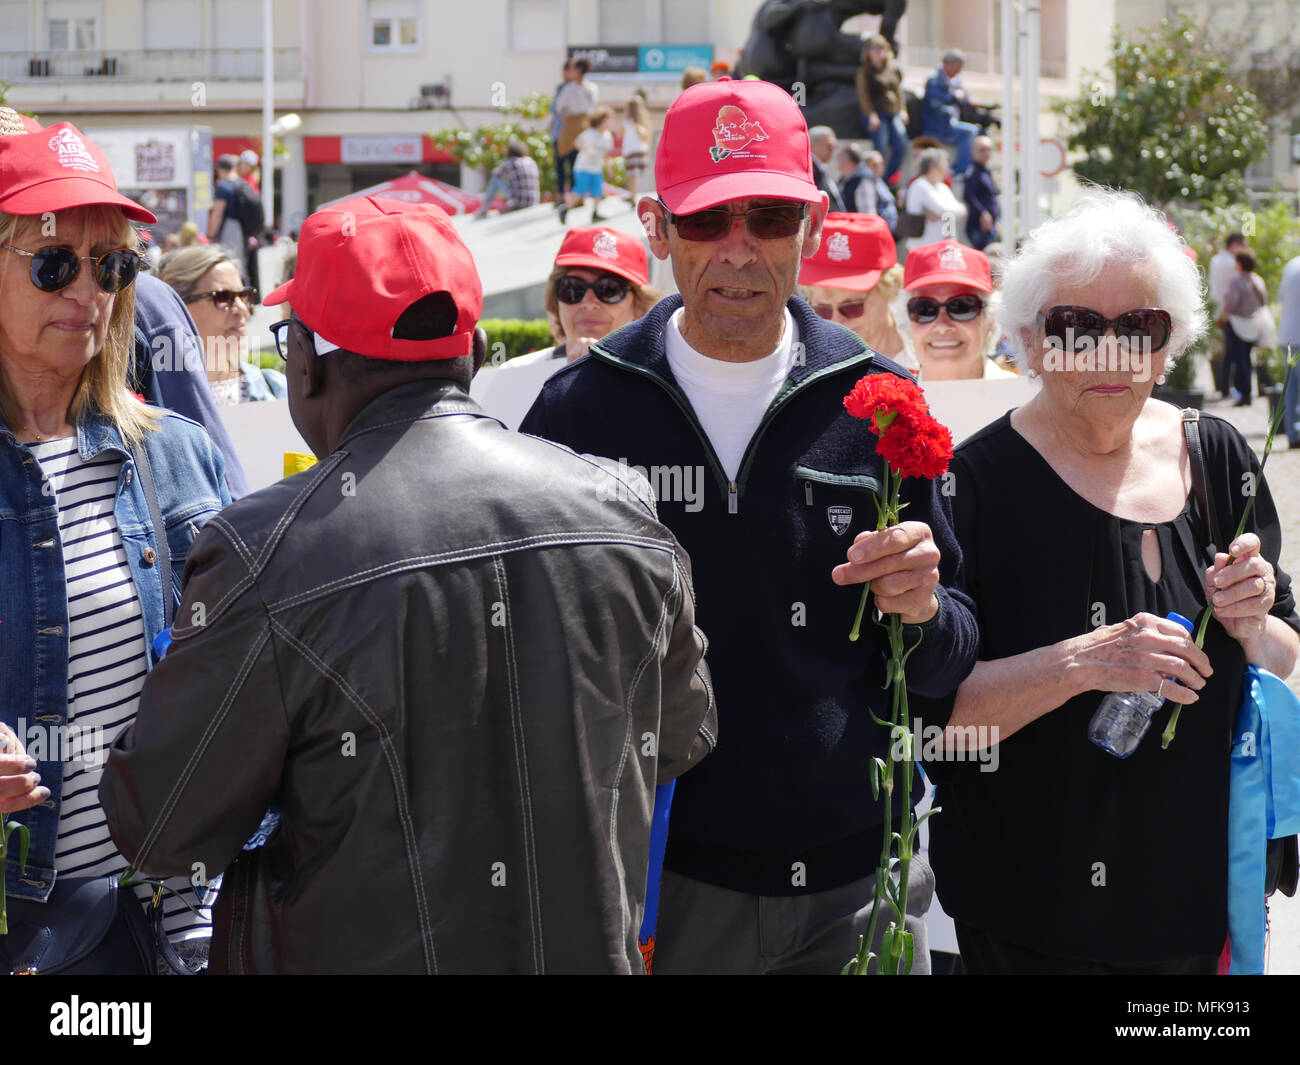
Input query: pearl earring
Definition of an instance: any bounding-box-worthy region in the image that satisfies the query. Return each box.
[1156,373,1167,385]
[1026,368,1039,379]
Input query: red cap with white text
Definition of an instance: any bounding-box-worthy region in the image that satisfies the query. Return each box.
[902,239,993,293]
[0,119,156,223]
[553,226,649,286]
[799,212,897,290]
[655,79,821,214]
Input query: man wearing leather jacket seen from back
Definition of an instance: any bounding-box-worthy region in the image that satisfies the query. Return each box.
[99,195,717,974]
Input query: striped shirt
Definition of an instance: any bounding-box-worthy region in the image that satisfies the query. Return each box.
[30,438,211,943]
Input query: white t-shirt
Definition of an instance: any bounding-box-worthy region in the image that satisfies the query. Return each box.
[471,346,566,430]
[665,308,796,481]
[1208,249,1238,308]
[574,128,614,174]
[554,79,599,116]
[906,177,967,248]
[623,119,648,155]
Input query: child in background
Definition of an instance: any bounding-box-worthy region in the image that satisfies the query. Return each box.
[623,91,651,200]
[566,107,614,223]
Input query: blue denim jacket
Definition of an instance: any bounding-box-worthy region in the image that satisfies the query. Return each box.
[1,408,230,902]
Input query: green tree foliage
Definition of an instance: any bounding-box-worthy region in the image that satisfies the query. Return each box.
[1054,16,1271,207]
[429,92,559,197]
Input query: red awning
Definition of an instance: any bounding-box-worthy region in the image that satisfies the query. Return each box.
[317,171,487,214]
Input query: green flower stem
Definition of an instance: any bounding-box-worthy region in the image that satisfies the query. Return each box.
[851,463,921,974]
[1162,347,1298,750]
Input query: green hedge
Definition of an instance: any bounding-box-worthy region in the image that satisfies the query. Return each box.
[250,318,554,369]
[481,318,555,362]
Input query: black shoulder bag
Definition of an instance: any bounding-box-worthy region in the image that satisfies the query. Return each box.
[1182,409,1299,898]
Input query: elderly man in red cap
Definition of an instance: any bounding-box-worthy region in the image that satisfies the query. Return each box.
[522,79,979,974]
[100,195,716,974]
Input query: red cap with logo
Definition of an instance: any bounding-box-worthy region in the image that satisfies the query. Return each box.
[553,226,649,286]
[264,195,483,361]
[902,239,993,294]
[655,78,821,214]
[0,120,156,223]
[799,212,897,290]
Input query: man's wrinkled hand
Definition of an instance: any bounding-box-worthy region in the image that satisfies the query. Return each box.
[832,521,941,625]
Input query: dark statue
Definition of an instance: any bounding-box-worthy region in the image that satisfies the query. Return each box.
[735,0,908,139]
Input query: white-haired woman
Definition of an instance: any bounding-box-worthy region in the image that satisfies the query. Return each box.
[0,109,229,970]
[158,246,285,405]
[922,190,1299,974]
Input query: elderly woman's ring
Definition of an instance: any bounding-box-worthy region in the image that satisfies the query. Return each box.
[1156,678,1167,700]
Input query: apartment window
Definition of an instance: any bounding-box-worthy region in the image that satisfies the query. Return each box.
[509,0,565,51]
[47,1,100,50]
[369,0,421,50]
[597,0,711,45]
[1247,0,1275,51]
[144,0,202,50]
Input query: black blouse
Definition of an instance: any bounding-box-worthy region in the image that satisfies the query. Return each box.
[924,410,1300,965]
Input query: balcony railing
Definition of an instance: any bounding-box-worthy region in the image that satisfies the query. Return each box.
[902,46,1068,82]
[0,48,301,83]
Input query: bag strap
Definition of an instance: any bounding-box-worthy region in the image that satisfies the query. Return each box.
[130,438,174,629]
[1181,408,1221,565]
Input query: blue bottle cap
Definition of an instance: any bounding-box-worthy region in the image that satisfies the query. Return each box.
[1166,611,1194,634]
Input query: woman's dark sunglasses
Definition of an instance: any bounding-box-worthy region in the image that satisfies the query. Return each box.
[186,287,257,309]
[555,274,630,305]
[907,294,985,323]
[1041,305,1172,352]
[5,244,140,294]
[814,299,866,320]
[663,200,807,242]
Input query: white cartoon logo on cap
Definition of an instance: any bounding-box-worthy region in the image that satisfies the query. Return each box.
[593,231,620,261]
[938,244,966,272]
[827,232,851,262]
[710,106,769,163]
[47,128,100,174]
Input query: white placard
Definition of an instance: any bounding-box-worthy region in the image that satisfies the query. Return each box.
[340,135,422,164]
[219,398,312,493]
[921,376,1038,445]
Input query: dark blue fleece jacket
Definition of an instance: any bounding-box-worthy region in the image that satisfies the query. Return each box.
[521,295,979,895]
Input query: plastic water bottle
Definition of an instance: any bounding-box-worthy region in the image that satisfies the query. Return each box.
[1088,611,1196,759]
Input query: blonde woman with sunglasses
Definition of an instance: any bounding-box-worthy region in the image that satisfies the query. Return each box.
[0,109,229,973]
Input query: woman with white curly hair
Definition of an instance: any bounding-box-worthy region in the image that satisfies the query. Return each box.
[921,190,1299,974]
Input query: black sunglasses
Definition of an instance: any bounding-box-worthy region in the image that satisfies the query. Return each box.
[269,316,313,361]
[662,200,807,242]
[1040,305,1172,352]
[5,244,140,294]
[186,287,257,309]
[907,294,985,323]
[555,274,630,305]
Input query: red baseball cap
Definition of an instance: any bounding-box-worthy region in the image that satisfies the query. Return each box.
[655,79,821,214]
[0,120,156,223]
[902,240,993,294]
[799,212,897,289]
[553,226,649,286]
[264,196,483,361]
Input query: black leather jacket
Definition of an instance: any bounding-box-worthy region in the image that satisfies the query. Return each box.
[100,380,717,973]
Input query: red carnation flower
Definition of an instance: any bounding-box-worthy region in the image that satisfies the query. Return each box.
[843,374,929,435]
[875,411,953,480]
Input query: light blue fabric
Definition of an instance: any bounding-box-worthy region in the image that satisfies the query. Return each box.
[1227,665,1300,974]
